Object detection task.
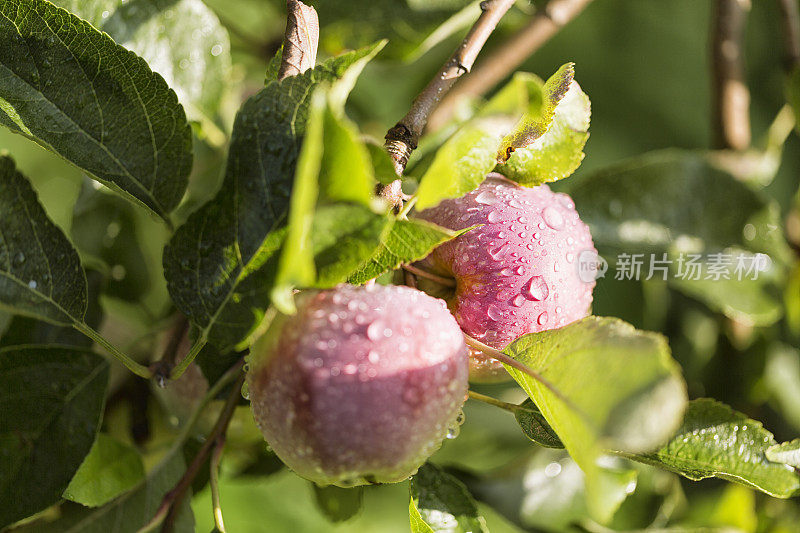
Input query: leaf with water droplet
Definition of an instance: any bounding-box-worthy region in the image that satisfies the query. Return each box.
[52,0,232,132]
[409,463,488,533]
[164,43,384,350]
[271,86,390,311]
[0,0,193,221]
[621,399,800,498]
[348,219,474,285]
[504,316,687,523]
[0,346,108,529]
[0,156,88,326]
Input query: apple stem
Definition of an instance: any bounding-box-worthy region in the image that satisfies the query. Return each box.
[467,390,519,412]
[210,434,228,532]
[463,334,576,411]
[401,263,456,287]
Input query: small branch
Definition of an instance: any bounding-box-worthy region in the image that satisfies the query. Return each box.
[383,0,516,176]
[210,435,227,533]
[149,315,190,387]
[711,0,752,151]
[277,0,319,81]
[428,0,594,132]
[401,263,457,287]
[778,0,800,69]
[468,390,519,412]
[139,365,246,533]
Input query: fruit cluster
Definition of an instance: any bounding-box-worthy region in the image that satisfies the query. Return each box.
[246,174,596,486]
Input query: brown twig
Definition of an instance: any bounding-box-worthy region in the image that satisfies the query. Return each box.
[277,0,319,81]
[428,0,594,132]
[711,0,752,151]
[383,0,516,177]
[139,363,246,533]
[778,0,800,69]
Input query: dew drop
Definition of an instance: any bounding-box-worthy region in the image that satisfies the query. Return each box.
[537,312,549,325]
[487,304,502,321]
[475,191,497,205]
[27,280,37,289]
[487,210,501,223]
[500,267,513,277]
[512,294,526,307]
[211,44,224,56]
[542,206,564,230]
[522,276,549,301]
[366,321,384,341]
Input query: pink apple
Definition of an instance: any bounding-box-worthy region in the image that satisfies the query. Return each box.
[416,173,596,381]
[246,284,468,486]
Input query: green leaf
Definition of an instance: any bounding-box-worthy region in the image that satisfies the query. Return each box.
[310,205,388,287]
[63,433,145,508]
[496,63,575,161]
[0,346,109,528]
[415,64,590,209]
[504,316,687,522]
[0,269,104,349]
[271,89,388,308]
[53,0,232,128]
[767,439,800,469]
[312,484,364,523]
[670,266,782,327]
[347,218,462,284]
[514,398,564,449]
[624,399,800,498]
[23,449,194,532]
[567,150,791,325]
[163,43,382,350]
[568,151,789,260]
[0,156,87,326]
[409,463,488,533]
[497,72,591,185]
[0,0,193,220]
[414,117,508,210]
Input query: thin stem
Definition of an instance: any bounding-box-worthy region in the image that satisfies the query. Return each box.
[138,363,246,533]
[778,0,800,69]
[169,335,208,381]
[401,263,457,287]
[463,334,578,414]
[150,315,190,385]
[383,0,516,175]
[210,435,227,532]
[711,0,752,151]
[429,0,594,131]
[468,390,519,412]
[74,322,152,379]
